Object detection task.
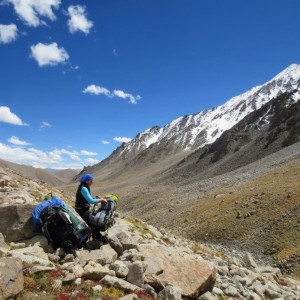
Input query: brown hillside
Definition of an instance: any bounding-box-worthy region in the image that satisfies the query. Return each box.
[55,169,79,183]
[0,158,68,187]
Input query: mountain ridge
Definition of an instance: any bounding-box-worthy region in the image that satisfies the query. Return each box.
[120,64,300,153]
[73,63,300,184]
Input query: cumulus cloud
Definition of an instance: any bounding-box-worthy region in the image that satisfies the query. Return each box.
[114,137,132,143]
[82,84,141,104]
[0,143,61,165]
[113,49,118,56]
[0,106,29,125]
[3,0,61,27]
[40,121,51,129]
[82,85,112,97]
[85,158,99,164]
[8,136,32,146]
[80,150,97,155]
[0,24,18,44]
[113,89,141,104]
[67,5,93,34]
[58,148,80,159]
[102,140,110,145]
[30,42,69,66]
[0,142,100,169]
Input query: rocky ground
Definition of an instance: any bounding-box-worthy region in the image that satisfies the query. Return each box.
[1,165,300,299]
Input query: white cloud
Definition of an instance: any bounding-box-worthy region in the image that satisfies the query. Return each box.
[113,90,141,104]
[4,0,61,27]
[102,140,110,145]
[85,158,100,164]
[30,42,69,66]
[113,49,118,56]
[82,85,141,104]
[0,142,101,169]
[50,148,96,158]
[59,148,79,156]
[81,150,97,155]
[67,5,93,34]
[48,150,64,162]
[0,106,29,125]
[114,137,132,143]
[82,85,112,97]
[0,143,60,165]
[40,121,51,129]
[0,24,18,44]
[70,154,80,160]
[8,136,32,146]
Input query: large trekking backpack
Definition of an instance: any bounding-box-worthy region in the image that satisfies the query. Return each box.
[89,194,119,231]
[32,197,91,256]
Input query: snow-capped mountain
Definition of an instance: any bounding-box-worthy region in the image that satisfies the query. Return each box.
[119,64,300,157]
[73,63,300,183]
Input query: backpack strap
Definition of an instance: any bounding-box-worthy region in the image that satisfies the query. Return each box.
[42,223,53,246]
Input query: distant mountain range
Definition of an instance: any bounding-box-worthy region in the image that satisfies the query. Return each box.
[73,63,300,183]
[45,168,79,182]
[0,159,78,187]
[45,168,81,174]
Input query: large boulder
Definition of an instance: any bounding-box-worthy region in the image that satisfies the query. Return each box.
[0,257,24,299]
[139,243,216,298]
[0,204,36,242]
[76,245,118,265]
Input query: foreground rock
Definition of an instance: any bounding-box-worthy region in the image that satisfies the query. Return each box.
[0,215,299,299]
[139,243,216,298]
[0,257,24,300]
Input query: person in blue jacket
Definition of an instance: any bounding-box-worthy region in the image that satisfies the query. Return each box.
[75,173,107,241]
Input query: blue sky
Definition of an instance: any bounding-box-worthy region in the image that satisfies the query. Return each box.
[1,0,300,170]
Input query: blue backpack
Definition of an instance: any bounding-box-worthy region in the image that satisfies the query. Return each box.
[32,197,91,256]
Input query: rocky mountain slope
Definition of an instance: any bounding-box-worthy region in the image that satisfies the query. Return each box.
[162,89,300,183]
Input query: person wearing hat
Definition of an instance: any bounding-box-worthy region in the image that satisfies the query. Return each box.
[75,173,107,241]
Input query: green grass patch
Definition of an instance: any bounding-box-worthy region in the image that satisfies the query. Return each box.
[125,217,157,238]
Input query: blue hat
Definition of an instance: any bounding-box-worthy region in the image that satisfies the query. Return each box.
[80,174,94,183]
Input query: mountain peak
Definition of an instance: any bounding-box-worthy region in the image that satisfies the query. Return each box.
[272,63,300,82]
[118,64,300,159]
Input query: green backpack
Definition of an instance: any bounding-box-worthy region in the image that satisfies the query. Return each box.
[105,193,119,210]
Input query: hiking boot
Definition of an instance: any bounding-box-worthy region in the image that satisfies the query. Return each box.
[85,240,102,250]
[92,233,109,244]
[92,233,103,241]
[101,236,109,245]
